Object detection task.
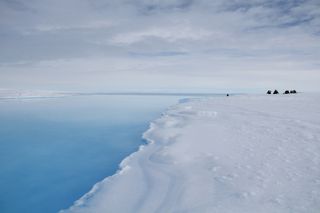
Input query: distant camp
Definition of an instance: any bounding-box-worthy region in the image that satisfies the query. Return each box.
[266,89,297,95]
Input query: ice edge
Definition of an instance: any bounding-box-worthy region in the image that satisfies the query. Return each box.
[59,99,185,213]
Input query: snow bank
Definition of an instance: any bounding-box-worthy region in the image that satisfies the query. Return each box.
[61,93,320,213]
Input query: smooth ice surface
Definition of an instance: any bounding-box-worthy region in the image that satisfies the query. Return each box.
[63,93,320,213]
[0,95,180,213]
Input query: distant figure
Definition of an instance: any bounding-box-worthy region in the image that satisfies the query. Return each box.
[284,90,290,94]
[226,94,229,97]
[290,90,297,94]
[266,90,272,94]
[273,90,279,94]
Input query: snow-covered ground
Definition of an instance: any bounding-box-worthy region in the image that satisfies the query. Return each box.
[0,89,67,99]
[62,93,320,213]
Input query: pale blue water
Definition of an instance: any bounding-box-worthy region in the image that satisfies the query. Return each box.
[0,95,182,213]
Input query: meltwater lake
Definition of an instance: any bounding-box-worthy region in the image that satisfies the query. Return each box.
[0,94,187,213]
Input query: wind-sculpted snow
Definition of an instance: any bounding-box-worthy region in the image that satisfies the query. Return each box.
[61,94,320,213]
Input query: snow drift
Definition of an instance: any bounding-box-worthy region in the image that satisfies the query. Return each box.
[61,93,320,213]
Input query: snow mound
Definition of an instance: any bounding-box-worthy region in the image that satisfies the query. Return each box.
[61,93,320,213]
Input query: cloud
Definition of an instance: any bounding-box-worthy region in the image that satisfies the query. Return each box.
[0,0,319,91]
[110,26,212,45]
[32,21,114,33]
[1,0,35,12]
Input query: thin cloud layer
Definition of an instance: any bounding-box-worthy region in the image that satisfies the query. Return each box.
[0,0,319,91]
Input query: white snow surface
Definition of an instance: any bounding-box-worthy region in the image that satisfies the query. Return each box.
[0,89,67,99]
[62,93,320,213]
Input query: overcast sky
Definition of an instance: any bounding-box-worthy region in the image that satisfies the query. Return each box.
[0,0,319,92]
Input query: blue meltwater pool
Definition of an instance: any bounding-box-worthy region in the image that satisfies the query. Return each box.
[0,95,181,213]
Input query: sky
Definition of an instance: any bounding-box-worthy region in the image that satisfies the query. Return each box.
[0,0,319,93]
